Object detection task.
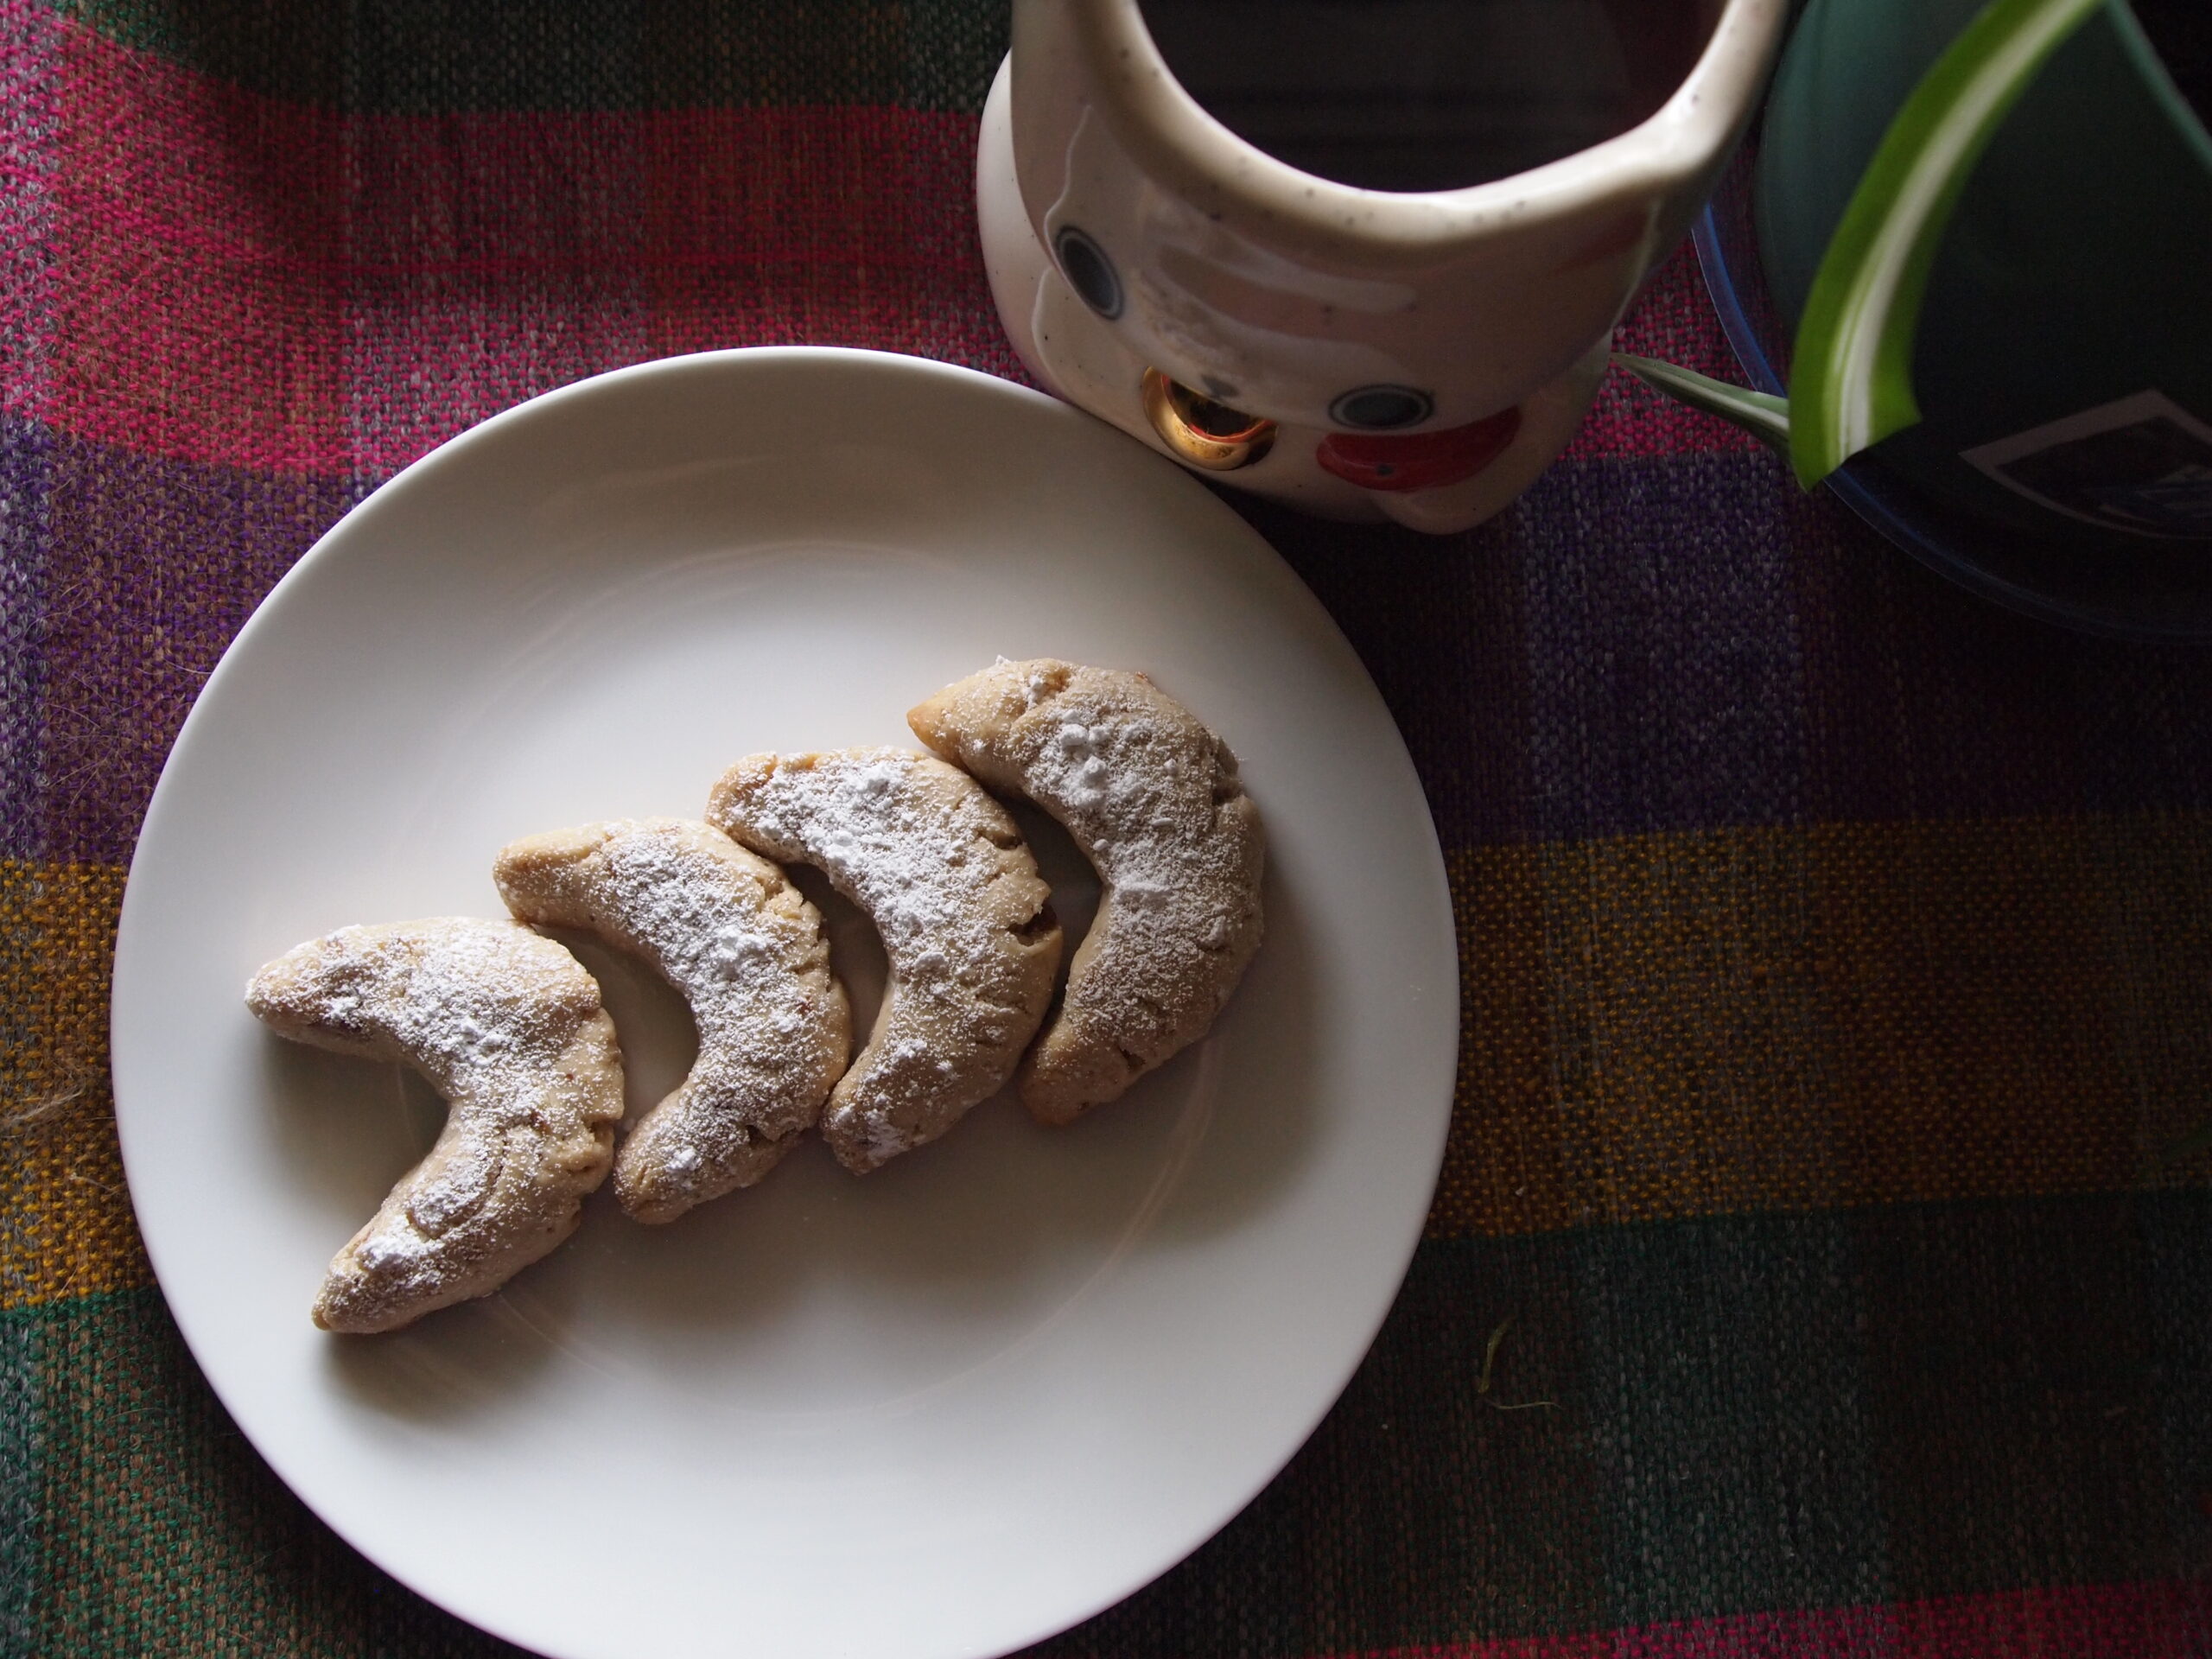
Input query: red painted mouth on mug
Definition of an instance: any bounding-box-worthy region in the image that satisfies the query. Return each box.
[1316,407,1522,493]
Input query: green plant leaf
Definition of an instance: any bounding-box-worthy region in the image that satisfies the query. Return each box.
[1615,354,1792,454]
[1787,0,2110,488]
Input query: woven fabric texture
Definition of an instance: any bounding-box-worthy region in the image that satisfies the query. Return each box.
[6,3,2212,1655]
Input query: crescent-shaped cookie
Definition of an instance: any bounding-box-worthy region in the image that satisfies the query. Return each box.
[493,818,851,1223]
[907,659,1264,1123]
[245,918,624,1333]
[706,747,1062,1173]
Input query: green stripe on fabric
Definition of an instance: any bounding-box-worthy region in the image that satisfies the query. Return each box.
[630,0,1008,118]
[25,1290,524,1657]
[2141,1196,2212,1554]
[1856,1195,2182,1604]
[44,0,346,107]
[18,1191,2212,1654]
[1574,1211,1889,1626]
[1046,1194,2212,1655]
[48,0,1012,115]
[0,1309,38,1659]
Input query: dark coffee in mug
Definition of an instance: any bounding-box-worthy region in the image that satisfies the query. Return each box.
[1138,0,1715,193]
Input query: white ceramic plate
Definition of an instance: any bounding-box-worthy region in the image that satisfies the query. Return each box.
[111,349,1457,1659]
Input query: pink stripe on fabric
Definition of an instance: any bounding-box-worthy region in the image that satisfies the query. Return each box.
[43,19,347,473]
[32,14,1758,478]
[340,105,654,474]
[1359,1578,2212,1659]
[0,0,61,412]
[1567,240,1763,461]
[342,280,654,478]
[349,106,652,275]
[341,102,1003,474]
[14,102,992,284]
[639,104,1014,372]
[29,18,1010,475]
[642,104,986,276]
[1891,1579,2212,1658]
[1611,1605,1897,1657]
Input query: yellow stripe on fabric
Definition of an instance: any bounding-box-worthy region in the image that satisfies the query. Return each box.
[12,818,2212,1288]
[1,859,149,1308]
[1430,814,2212,1237]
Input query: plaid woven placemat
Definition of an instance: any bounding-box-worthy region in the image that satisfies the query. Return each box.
[6,3,2212,1655]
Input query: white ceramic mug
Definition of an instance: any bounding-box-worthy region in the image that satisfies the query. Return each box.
[977,0,1789,531]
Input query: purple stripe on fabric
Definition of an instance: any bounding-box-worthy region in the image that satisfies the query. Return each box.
[1793,489,2212,826]
[0,416,52,859]
[32,425,360,863]
[29,435,2212,868]
[1519,450,1810,842]
[1290,448,2212,853]
[2075,667,2212,820]
[1795,489,2081,823]
[1239,493,1539,847]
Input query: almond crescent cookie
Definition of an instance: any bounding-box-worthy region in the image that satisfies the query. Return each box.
[493,818,850,1224]
[706,748,1063,1173]
[245,918,624,1333]
[908,660,1265,1124]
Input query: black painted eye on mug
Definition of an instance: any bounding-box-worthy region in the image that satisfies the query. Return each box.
[1330,385,1434,430]
[1052,226,1123,319]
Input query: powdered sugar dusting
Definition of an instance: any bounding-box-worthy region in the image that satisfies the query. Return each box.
[944,664,1257,960]
[709,747,1060,1171]
[492,818,848,1220]
[907,660,1266,1122]
[244,917,621,1331]
[503,822,829,1061]
[722,750,1024,989]
[254,918,599,1116]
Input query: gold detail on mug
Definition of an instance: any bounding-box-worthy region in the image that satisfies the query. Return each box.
[1141,369,1277,471]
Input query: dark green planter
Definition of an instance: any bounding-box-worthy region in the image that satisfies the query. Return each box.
[1756,0,2212,554]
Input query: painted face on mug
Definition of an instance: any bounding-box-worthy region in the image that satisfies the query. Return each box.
[979,0,1789,531]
